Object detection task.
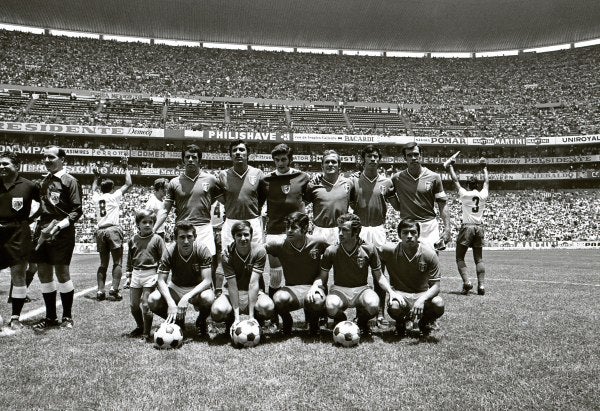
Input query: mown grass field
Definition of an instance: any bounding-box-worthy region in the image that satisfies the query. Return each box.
[0,250,598,410]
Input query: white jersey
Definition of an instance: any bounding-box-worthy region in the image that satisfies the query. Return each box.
[458,186,489,224]
[145,194,165,234]
[92,190,123,228]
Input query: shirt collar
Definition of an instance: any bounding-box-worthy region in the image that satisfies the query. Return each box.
[45,168,67,179]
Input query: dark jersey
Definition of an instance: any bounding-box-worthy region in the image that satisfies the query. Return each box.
[320,240,381,288]
[378,243,440,293]
[157,242,212,288]
[305,175,355,228]
[265,235,328,286]
[222,243,266,291]
[0,175,40,223]
[217,166,265,220]
[165,172,222,225]
[263,170,310,234]
[126,233,165,272]
[38,169,82,226]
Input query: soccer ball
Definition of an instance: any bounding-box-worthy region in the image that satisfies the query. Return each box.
[230,319,261,348]
[333,320,360,347]
[153,322,184,349]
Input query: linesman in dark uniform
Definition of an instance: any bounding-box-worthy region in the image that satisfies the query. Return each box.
[30,146,83,330]
[0,151,40,329]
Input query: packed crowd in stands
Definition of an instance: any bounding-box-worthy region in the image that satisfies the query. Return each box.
[1,30,599,137]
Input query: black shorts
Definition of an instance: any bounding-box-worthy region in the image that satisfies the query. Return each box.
[96,225,124,253]
[30,222,76,265]
[0,221,32,269]
[457,224,485,248]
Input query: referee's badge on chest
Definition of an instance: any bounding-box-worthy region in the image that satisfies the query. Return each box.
[202,182,209,192]
[49,190,60,205]
[281,185,291,194]
[343,183,350,193]
[418,260,427,272]
[424,181,433,191]
[12,197,24,211]
[249,176,257,186]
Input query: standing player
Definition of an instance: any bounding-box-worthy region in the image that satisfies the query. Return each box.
[31,145,83,329]
[148,220,214,336]
[386,142,451,250]
[91,158,132,301]
[153,144,222,263]
[262,144,310,300]
[320,213,387,336]
[350,145,394,326]
[0,151,40,329]
[125,209,165,341]
[144,178,168,239]
[265,212,329,336]
[445,156,489,295]
[378,218,445,337]
[211,221,274,332]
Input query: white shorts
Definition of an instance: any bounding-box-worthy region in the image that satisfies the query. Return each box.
[359,225,386,247]
[265,233,286,244]
[328,284,372,308]
[280,284,312,308]
[221,289,267,314]
[417,219,440,250]
[167,282,195,299]
[130,268,157,289]
[312,226,339,245]
[194,224,216,256]
[221,217,263,248]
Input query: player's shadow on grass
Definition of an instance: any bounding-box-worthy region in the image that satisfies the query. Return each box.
[380,329,441,345]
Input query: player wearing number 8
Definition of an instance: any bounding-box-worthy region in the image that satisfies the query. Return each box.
[444,157,489,295]
[91,158,132,301]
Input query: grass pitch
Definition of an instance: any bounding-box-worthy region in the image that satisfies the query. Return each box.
[0,250,598,410]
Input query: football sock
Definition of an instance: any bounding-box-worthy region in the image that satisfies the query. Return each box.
[143,313,153,336]
[60,291,75,319]
[42,291,58,320]
[11,286,27,316]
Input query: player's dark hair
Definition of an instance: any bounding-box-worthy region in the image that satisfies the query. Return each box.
[100,179,114,193]
[135,209,156,225]
[284,211,310,234]
[360,145,382,161]
[271,144,293,162]
[174,220,196,237]
[43,145,67,159]
[337,213,362,236]
[228,139,248,155]
[231,220,253,238]
[397,218,420,237]
[322,149,340,164]
[182,144,202,161]
[401,142,422,157]
[467,176,480,191]
[0,151,21,169]
[153,178,168,191]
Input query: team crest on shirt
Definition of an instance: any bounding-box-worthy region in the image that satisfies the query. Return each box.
[379,184,388,195]
[356,256,367,268]
[281,185,291,194]
[309,249,320,260]
[424,182,433,191]
[192,263,201,272]
[343,183,350,193]
[418,261,427,272]
[202,182,209,192]
[12,197,24,211]
[249,176,257,186]
[49,190,60,205]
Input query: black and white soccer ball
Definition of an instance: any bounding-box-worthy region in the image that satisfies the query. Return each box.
[154,322,184,349]
[230,319,261,348]
[333,320,360,347]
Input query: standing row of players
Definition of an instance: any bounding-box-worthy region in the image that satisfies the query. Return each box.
[0,141,489,337]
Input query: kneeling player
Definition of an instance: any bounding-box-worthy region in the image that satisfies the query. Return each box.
[378,218,445,337]
[211,221,274,333]
[321,213,386,335]
[125,210,165,341]
[148,220,214,336]
[265,212,328,336]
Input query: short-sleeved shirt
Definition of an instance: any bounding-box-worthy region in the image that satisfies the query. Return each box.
[390,167,446,222]
[378,242,440,293]
[126,233,165,272]
[458,186,489,224]
[217,166,265,220]
[320,241,381,288]
[38,169,83,226]
[157,242,212,288]
[0,175,40,223]
[350,173,393,227]
[221,243,266,291]
[305,175,355,228]
[265,235,328,286]
[144,195,165,234]
[263,170,310,234]
[92,190,123,228]
[164,172,222,226]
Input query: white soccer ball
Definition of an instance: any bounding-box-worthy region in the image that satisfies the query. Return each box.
[333,320,360,347]
[230,319,261,348]
[153,322,184,349]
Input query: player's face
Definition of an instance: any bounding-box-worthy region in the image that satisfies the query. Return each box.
[183,151,200,173]
[400,227,420,249]
[42,147,64,174]
[230,143,248,164]
[137,217,154,236]
[338,221,357,243]
[0,157,18,179]
[285,223,304,242]
[273,154,290,174]
[234,226,252,251]
[154,187,166,200]
[363,151,380,171]
[322,154,339,176]
[176,229,196,255]
[403,147,422,165]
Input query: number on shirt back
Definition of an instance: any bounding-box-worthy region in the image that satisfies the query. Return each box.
[98,199,107,217]
[471,196,480,213]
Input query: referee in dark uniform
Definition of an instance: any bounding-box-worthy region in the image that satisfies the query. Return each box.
[30,145,83,330]
[0,151,40,329]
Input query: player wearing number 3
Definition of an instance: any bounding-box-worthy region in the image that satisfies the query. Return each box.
[91,158,132,301]
[444,156,489,295]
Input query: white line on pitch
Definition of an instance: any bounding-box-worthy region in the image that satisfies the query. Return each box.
[441,276,600,287]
